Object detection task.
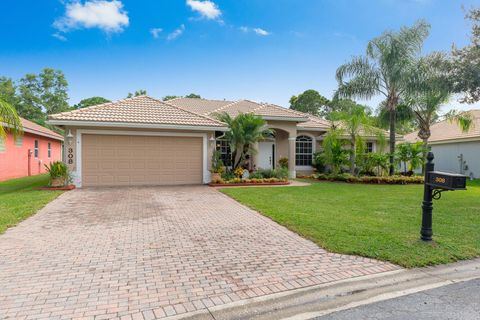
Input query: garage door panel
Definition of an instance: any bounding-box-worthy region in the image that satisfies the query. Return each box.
[82,134,203,187]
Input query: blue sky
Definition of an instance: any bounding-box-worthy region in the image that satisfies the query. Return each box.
[0,0,478,111]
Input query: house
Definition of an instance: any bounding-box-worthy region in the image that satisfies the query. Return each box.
[47,95,386,187]
[0,118,63,181]
[404,110,480,179]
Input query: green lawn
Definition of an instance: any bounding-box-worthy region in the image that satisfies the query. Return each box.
[0,175,63,234]
[221,179,480,268]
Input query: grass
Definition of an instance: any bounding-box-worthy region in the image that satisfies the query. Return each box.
[221,179,480,268]
[0,175,63,234]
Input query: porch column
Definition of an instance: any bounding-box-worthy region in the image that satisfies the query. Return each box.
[288,136,296,178]
[252,141,259,170]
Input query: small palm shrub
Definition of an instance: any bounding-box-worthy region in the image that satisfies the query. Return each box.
[44,161,69,187]
[278,157,289,169]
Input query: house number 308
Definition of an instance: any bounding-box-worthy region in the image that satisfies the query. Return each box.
[68,148,74,164]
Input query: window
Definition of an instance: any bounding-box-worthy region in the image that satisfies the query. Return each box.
[48,143,51,158]
[366,142,374,153]
[0,138,5,153]
[34,140,39,158]
[15,136,23,147]
[216,139,232,167]
[296,135,313,166]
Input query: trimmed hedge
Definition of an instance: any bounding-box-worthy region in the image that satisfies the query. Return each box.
[310,173,424,185]
[213,177,288,184]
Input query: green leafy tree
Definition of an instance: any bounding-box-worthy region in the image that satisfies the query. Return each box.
[162,95,180,101]
[330,104,385,174]
[73,97,111,109]
[450,7,480,103]
[289,90,330,116]
[17,69,69,122]
[214,112,273,170]
[395,142,425,174]
[0,77,18,107]
[0,98,22,141]
[185,93,201,99]
[127,90,147,98]
[335,20,430,175]
[376,102,416,134]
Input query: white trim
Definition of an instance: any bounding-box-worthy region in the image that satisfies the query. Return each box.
[295,133,316,171]
[288,137,297,141]
[47,120,227,132]
[428,137,480,145]
[297,126,329,132]
[74,129,210,188]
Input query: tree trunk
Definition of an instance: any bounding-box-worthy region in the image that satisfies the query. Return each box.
[421,138,429,174]
[349,138,356,175]
[388,98,397,176]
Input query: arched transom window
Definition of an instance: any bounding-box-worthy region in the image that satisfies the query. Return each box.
[296,135,313,166]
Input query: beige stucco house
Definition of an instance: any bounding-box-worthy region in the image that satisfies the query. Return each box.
[48,95,385,187]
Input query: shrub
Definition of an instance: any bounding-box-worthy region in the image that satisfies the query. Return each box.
[45,161,68,179]
[249,171,264,179]
[312,152,326,173]
[233,167,244,178]
[257,168,275,178]
[309,174,424,185]
[278,157,289,169]
[273,167,289,180]
[222,171,235,181]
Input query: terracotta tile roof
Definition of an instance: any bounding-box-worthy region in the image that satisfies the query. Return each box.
[20,118,63,141]
[297,115,331,130]
[404,110,480,143]
[167,97,233,115]
[170,98,308,120]
[48,96,226,128]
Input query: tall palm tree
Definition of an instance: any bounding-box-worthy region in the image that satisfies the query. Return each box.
[214,112,273,170]
[0,98,22,141]
[407,52,473,172]
[330,105,384,174]
[335,20,430,175]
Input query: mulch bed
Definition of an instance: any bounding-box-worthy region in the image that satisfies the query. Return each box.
[209,182,290,187]
[36,185,76,191]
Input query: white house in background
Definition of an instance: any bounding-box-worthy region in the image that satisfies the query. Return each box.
[404,110,480,179]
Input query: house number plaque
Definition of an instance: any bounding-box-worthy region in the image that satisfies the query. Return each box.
[68,148,74,164]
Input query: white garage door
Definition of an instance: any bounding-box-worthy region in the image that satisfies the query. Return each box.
[81,134,203,187]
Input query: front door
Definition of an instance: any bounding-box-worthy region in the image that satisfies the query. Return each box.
[258,141,275,170]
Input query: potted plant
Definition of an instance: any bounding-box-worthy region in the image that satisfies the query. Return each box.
[210,151,225,183]
[45,161,69,187]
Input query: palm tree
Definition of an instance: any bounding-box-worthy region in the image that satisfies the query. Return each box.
[330,104,384,174]
[214,112,273,170]
[407,52,473,172]
[320,128,349,174]
[0,98,22,141]
[335,20,430,175]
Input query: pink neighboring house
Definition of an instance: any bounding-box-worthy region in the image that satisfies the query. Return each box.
[0,118,63,181]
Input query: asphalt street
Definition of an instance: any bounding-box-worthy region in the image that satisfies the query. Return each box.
[315,279,480,320]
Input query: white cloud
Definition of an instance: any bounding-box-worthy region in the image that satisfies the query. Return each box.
[239,26,271,36]
[52,33,67,41]
[253,28,270,36]
[150,28,163,39]
[167,24,185,41]
[54,0,129,33]
[186,0,221,20]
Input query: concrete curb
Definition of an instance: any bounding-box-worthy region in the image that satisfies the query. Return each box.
[170,258,480,320]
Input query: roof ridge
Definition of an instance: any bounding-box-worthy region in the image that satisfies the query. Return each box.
[209,99,242,114]
[263,102,312,117]
[146,96,226,126]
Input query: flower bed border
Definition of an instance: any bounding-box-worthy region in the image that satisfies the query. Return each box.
[36,185,76,191]
[298,175,424,185]
[209,181,290,187]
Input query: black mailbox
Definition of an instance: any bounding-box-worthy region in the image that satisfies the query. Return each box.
[427,171,467,190]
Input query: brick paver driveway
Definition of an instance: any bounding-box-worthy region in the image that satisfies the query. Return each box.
[0,186,399,319]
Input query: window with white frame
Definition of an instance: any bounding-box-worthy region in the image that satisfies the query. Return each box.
[15,136,23,147]
[48,142,51,158]
[366,142,374,153]
[0,138,5,153]
[216,139,232,167]
[296,135,313,166]
[34,140,39,158]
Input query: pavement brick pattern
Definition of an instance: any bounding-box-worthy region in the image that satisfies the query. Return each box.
[0,186,399,319]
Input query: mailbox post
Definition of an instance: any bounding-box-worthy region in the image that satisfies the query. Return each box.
[421,152,467,241]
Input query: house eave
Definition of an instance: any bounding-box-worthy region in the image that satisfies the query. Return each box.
[46,120,228,132]
[262,116,310,122]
